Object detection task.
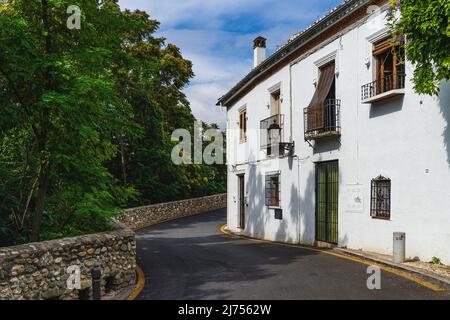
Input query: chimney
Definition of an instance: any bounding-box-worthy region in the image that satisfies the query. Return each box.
[253,36,266,68]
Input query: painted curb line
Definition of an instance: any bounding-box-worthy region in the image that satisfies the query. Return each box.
[219,224,445,292]
[127,265,145,300]
[334,248,450,287]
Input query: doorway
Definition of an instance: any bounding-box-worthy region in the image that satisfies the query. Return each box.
[315,161,339,244]
[238,175,245,229]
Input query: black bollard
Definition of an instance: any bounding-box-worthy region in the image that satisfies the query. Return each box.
[91,265,102,300]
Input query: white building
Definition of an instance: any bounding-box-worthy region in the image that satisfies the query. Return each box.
[217,0,450,264]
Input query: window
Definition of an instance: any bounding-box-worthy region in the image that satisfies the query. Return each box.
[373,38,405,94]
[239,109,247,143]
[270,90,281,116]
[265,173,280,207]
[371,176,391,219]
[304,61,341,140]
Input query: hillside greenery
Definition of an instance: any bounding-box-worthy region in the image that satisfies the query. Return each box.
[0,0,225,246]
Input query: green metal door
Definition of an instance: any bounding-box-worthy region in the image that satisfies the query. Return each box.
[315,161,339,244]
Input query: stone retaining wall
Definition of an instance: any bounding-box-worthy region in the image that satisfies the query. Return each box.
[119,193,227,230]
[0,193,226,300]
[0,221,136,300]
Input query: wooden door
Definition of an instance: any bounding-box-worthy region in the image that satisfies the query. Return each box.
[238,175,245,229]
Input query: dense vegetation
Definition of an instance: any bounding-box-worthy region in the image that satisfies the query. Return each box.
[387,0,450,95]
[0,0,225,246]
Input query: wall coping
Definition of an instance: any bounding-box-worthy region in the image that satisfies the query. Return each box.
[124,193,227,212]
[0,220,133,261]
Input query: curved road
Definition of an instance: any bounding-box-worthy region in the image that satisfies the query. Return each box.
[136,209,448,300]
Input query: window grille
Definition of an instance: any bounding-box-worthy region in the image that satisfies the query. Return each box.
[265,173,280,207]
[371,175,391,219]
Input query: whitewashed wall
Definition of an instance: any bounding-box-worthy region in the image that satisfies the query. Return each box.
[226,7,450,264]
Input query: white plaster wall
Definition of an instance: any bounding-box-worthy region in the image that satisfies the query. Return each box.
[225,8,450,264]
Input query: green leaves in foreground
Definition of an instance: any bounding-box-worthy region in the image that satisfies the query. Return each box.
[0,1,226,246]
[387,0,450,95]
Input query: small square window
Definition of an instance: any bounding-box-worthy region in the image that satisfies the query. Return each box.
[371,175,391,219]
[265,173,280,207]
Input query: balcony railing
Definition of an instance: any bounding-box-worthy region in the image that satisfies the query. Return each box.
[304,99,341,141]
[361,73,405,102]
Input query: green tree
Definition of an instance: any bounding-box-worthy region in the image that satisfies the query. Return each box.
[387,0,450,95]
[0,0,137,243]
[106,11,225,206]
[0,1,226,245]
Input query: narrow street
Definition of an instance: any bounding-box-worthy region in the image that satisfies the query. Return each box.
[136,209,449,300]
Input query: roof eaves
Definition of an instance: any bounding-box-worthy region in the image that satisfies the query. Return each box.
[217,0,372,107]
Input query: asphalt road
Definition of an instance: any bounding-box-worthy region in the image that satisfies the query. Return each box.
[136,209,449,300]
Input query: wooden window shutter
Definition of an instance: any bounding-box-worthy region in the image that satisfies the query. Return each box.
[307,62,335,131]
[373,38,392,56]
[239,110,247,142]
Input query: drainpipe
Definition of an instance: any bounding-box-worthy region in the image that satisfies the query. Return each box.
[297,156,301,244]
[289,60,299,243]
[289,64,294,143]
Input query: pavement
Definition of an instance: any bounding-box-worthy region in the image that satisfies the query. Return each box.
[135,209,449,300]
[334,248,450,287]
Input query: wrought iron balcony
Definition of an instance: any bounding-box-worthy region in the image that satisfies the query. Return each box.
[260,114,294,156]
[304,99,341,141]
[260,114,284,149]
[361,73,405,103]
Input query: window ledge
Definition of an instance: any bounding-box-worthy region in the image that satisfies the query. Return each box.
[362,89,405,104]
[371,216,391,221]
[305,130,341,141]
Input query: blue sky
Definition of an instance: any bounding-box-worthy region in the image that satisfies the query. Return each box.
[119,0,343,128]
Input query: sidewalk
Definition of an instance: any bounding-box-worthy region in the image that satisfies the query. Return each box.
[334,247,450,287]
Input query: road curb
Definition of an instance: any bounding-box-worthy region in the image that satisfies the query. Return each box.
[127,265,145,300]
[334,248,450,288]
[219,224,446,292]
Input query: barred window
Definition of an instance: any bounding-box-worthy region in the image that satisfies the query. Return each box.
[371,176,391,219]
[265,173,280,207]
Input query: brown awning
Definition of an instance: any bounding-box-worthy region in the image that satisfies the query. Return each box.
[307,62,335,131]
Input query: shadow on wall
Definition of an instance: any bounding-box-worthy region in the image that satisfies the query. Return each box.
[369,96,404,118]
[273,183,300,244]
[439,81,450,169]
[299,170,315,245]
[245,155,301,244]
[312,138,341,154]
[245,153,266,240]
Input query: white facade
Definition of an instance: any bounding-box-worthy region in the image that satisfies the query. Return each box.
[222,5,450,264]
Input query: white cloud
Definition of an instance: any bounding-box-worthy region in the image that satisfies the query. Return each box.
[184,83,228,128]
[118,1,342,128]
[120,0,272,28]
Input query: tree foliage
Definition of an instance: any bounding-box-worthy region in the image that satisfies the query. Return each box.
[0,1,225,246]
[387,0,450,95]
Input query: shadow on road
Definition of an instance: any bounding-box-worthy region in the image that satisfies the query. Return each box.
[135,209,448,300]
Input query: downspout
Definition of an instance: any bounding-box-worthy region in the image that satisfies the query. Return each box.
[289,60,302,244]
[289,64,294,143]
[297,156,301,244]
